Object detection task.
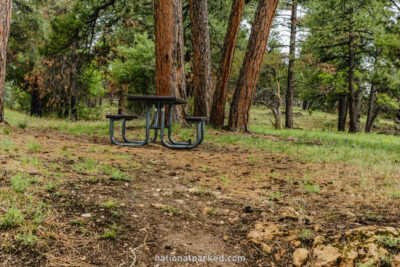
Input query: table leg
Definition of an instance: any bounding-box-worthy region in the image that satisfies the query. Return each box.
[117,103,151,146]
[160,104,205,149]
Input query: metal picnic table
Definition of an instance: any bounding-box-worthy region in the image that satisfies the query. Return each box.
[106,96,206,149]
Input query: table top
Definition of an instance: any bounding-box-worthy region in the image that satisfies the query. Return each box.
[128,95,187,105]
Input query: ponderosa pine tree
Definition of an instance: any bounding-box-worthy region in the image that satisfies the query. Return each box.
[0,0,13,123]
[210,0,245,128]
[189,0,212,119]
[154,0,187,122]
[228,0,280,131]
[285,0,297,129]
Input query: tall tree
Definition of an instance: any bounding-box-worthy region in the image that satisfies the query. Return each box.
[285,0,297,128]
[154,0,187,122]
[189,0,212,119]
[228,0,280,131]
[210,0,245,127]
[0,0,13,123]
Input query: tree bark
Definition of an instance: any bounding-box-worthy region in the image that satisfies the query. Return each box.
[154,0,187,122]
[30,76,42,117]
[70,42,78,121]
[365,84,377,132]
[348,15,358,133]
[228,0,280,131]
[285,0,297,129]
[0,0,13,123]
[189,0,212,119]
[210,0,245,127]
[338,94,347,131]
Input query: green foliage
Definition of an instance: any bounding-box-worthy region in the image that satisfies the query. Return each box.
[10,173,31,193]
[102,165,133,181]
[108,33,155,96]
[0,208,25,228]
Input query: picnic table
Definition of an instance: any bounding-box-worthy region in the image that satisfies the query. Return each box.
[106,96,206,149]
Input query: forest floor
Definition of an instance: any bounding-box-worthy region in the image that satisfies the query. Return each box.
[0,107,400,266]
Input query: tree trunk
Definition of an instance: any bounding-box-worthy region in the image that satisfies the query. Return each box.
[348,17,358,133]
[30,77,42,117]
[338,95,347,131]
[302,100,307,110]
[228,0,280,132]
[0,0,13,123]
[154,0,187,122]
[365,84,377,132]
[189,0,212,119]
[285,0,297,129]
[210,0,245,127]
[355,76,363,123]
[70,42,78,121]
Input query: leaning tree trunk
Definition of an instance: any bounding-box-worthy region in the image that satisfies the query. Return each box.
[210,0,245,128]
[365,84,377,132]
[285,0,297,129]
[154,0,187,122]
[189,0,212,119]
[0,0,13,124]
[228,0,280,131]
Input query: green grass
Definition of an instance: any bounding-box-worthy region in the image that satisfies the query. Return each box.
[0,207,25,228]
[0,137,15,152]
[102,199,119,209]
[10,173,31,193]
[27,141,41,152]
[72,159,98,173]
[102,165,133,181]
[16,233,38,247]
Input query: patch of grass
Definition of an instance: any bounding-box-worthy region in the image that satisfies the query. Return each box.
[2,127,11,135]
[365,211,382,221]
[111,211,122,218]
[298,228,313,241]
[17,121,27,129]
[22,156,42,166]
[191,186,215,197]
[101,224,120,239]
[15,233,38,247]
[377,235,399,248]
[72,159,98,173]
[219,175,231,184]
[269,191,282,200]
[102,229,117,239]
[0,208,25,228]
[162,205,181,217]
[102,199,119,209]
[27,141,41,152]
[102,165,133,181]
[10,173,30,193]
[388,190,400,199]
[303,183,320,194]
[0,137,15,151]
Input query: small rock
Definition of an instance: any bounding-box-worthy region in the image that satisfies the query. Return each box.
[293,240,302,247]
[293,248,309,267]
[274,253,281,261]
[248,222,283,243]
[393,254,400,265]
[313,225,323,232]
[261,243,272,253]
[175,199,185,205]
[314,245,340,267]
[81,213,91,218]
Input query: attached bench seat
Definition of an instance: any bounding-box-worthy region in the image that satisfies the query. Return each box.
[185,116,207,122]
[106,114,137,121]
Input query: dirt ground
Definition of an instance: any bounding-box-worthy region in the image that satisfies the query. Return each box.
[1,126,400,266]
